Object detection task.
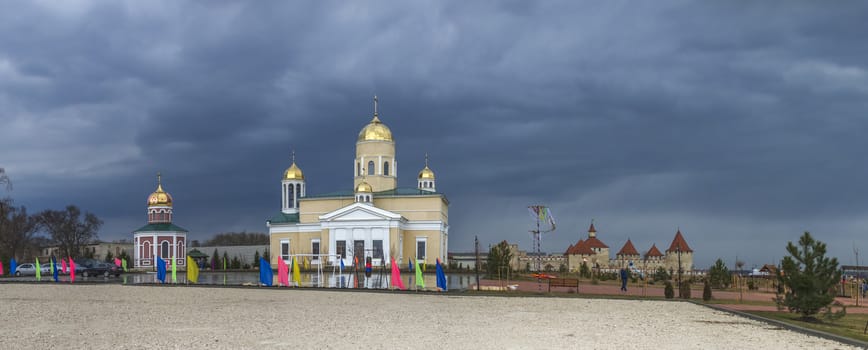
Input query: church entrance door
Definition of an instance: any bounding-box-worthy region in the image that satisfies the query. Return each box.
[353,240,365,266]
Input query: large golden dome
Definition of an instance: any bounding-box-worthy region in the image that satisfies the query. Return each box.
[358,115,393,142]
[418,166,435,179]
[147,176,173,207]
[283,162,304,180]
[355,181,373,193]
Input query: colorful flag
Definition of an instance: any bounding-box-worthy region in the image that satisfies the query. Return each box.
[171,256,177,283]
[390,257,405,290]
[69,258,76,283]
[121,259,128,272]
[259,257,273,286]
[35,257,41,281]
[408,258,413,272]
[277,257,289,287]
[186,256,199,284]
[223,257,227,270]
[415,259,425,289]
[156,257,166,283]
[528,205,557,231]
[340,257,345,272]
[436,258,447,291]
[114,258,122,267]
[51,256,58,282]
[10,258,17,276]
[292,256,301,287]
[0,260,4,276]
[61,258,68,274]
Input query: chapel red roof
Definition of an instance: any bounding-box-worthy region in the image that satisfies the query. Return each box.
[644,244,664,257]
[666,229,693,253]
[616,239,640,256]
[588,222,596,233]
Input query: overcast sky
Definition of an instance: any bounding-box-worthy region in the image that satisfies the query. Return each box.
[2,1,867,268]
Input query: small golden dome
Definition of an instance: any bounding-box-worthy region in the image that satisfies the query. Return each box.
[355,181,373,193]
[283,162,304,180]
[147,183,173,207]
[358,115,393,142]
[418,166,435,179]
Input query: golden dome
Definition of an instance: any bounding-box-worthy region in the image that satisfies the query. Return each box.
[358,115,393,142]
[147,178,173,207]
[355,181,373,193]
[283,162,304,180]
[418,166,435,179]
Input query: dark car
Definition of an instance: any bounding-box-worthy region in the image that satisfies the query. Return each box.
[78,259,122,278]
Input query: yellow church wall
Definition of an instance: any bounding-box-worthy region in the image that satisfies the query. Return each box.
[375,196,448,222]
[402,230,441,266]
[355,141,397,192]
[298,197,354,223]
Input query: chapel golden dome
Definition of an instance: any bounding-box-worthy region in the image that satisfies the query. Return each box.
[355,181,373,193]
[358,115,393,142]
[283,162,304,180]
[418,166,435,179]
[147,173,173,207]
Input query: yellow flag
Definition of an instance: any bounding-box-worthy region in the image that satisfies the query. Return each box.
[292,256,301,286]
[186,256,199,284]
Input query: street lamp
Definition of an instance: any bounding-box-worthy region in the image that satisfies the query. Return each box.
[676,246,683,298]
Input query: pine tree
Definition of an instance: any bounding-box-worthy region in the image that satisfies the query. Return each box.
[703,280,712,301]
[211,249,219,270]
[708,258,731,289]
[664,280,674,299]
[777,231,841,320]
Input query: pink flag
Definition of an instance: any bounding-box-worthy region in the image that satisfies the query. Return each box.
[0,261,4,276]
[61,259,68,274]
[390,257,405,290]
[114,258,122,267]
[69,257,76,283]
[277,258,289,287]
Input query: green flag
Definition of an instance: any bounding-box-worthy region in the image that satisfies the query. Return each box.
[122,259,127,272]
[35,257,42,281]
[415,259,425,289]
[171,256,177,283]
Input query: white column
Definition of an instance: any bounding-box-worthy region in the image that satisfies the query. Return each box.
[378,156,382,175]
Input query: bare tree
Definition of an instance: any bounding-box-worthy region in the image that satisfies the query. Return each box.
[40,205,102,258]
[0,198,40,260]
[0,168,11,191]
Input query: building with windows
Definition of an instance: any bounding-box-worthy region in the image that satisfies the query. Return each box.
[564,223,695,273]
[132,174,188,269]
[267,97,449,268]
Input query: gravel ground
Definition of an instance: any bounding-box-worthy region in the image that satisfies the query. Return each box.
[0,283,858,349]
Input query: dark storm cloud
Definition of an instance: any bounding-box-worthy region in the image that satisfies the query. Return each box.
[2,1,868,267]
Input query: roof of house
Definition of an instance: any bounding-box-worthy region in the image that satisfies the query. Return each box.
[666,229,693,253]
[585,236,609,249]
[267,212,300,224]
[133,223,189,233]
[616,239,640,256]
[566,239,595,255]
[645,244,664,257]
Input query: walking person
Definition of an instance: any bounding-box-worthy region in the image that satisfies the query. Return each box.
[620,267,628,293]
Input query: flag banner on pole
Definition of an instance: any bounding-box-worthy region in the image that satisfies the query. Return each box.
[69,258,76,283]
[61,258,67,274]
[292,256,301,287]
[51,256,58,282]
[156,257,166,283]
[171,256,177,283]
[35,257,41,281]
[10,258,17,277]
[122,259,127,272]
[223,257,227,271]
[415,259,425,289]
[186,256,199,283]
[528,205,556,232]
[0,260,4,276]
[114,258,122,267]
[259,257,273,286]
[277,257,289,287]
[390,257,406,290]
[340,258,345,272]
[408,258,413,272]
[436,258,447,291]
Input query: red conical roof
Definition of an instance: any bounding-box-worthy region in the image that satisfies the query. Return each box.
[645,244,664,257]
[571,239,595,255]
[565,244,575,255]
[588,222,597,233]
[585,237,608,249]
[666,229,693,253]
[617,239,640,256]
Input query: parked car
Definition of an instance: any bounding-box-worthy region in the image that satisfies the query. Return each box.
[14,263,39,276]
[78,260,122,277]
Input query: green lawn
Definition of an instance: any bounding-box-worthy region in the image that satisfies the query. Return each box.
[748,311,868,343]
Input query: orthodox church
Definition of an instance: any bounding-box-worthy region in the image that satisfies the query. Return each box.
[132,174,188,269]
[267,97,449,268]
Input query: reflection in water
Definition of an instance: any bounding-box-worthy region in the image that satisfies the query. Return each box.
[125,271,474,290]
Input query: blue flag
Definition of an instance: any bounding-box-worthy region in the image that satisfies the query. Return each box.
[52,256,59,282]
[340,258,345,271]
[259,257,273,286]
[156,257,167,283]
[10,258,17,276]
[408,258,413,272]
[436,259,447,291]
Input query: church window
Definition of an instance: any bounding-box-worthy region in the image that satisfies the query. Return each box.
[383,162,390,176]
[357,162,361,176]
[336,240,347,259]
[280,240,290,261]
[177,241,185,259]
[288,185,295,208]
[416,238,427,260]
[373,240,383,260]
[142,241,151,259]
[311,240,320,260]
[296,184,302,198]
[368,161,375,175]
[161,241,170,258]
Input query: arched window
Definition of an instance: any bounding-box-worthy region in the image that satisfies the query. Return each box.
[357,162,361,176]
[288,184,295,208]
[177,240,185,259]
[143,241,151,259]
[296,184,301,198]
[161,241,170,258]
[368,161,375,175]
[383,161,390,176]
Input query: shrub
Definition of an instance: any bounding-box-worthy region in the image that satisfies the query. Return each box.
[703,281,712,301]
[664,281,674,299]
[680,281,692,299]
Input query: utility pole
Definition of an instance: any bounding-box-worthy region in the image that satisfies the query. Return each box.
[475,235,480,291]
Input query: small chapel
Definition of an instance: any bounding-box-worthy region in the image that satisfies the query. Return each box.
[267,97,450,268]
[132,174,188,269]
